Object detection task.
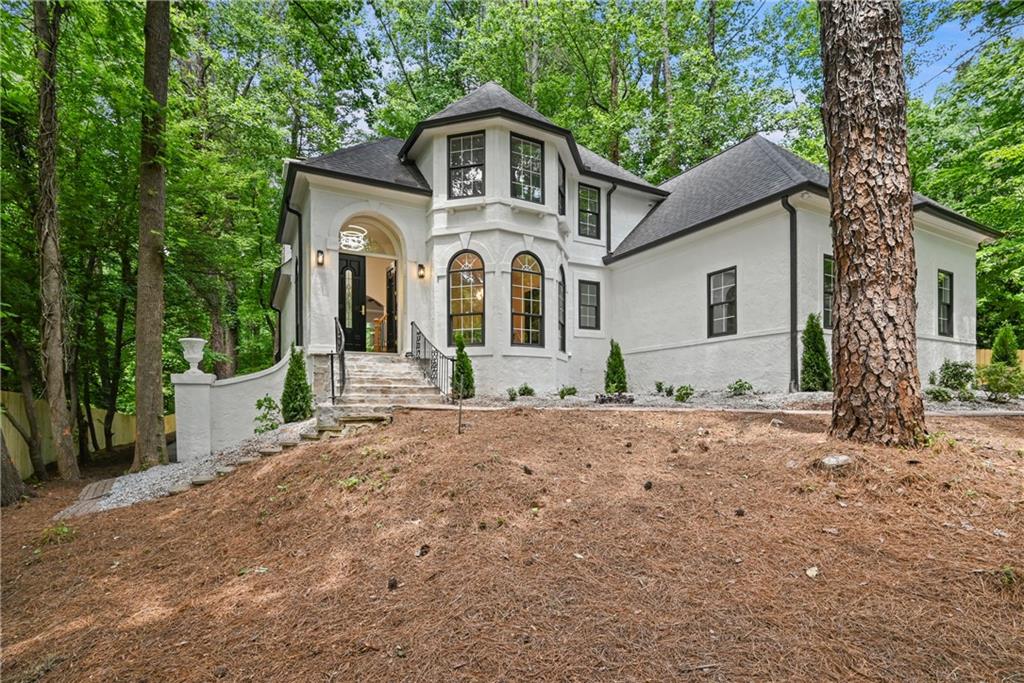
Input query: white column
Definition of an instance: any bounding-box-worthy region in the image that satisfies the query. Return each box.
[171,338,215,463]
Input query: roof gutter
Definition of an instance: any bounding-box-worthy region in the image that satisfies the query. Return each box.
[781,197,799,393]
[606,183,618,254]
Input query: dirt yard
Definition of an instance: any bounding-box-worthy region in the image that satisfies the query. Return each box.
[2,409,1022,681]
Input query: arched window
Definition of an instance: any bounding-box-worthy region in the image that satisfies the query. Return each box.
[558,266,566,352]
[448,251,485,346]
[511,252,544,346]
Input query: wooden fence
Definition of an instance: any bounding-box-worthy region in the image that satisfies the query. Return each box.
[1,390,175,479]
[976,349,1024,367]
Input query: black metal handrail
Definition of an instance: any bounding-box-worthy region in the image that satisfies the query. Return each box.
[330,317,346,404]
[410,321,454,400]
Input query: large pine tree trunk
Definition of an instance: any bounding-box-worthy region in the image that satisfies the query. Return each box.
[132,0,171,470]
[9,334,47,478]
[2,432,34,507]
[33,0,78,480]
[819,0,925,446]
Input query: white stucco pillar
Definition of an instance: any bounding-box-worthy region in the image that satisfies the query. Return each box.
[171,338,216,463]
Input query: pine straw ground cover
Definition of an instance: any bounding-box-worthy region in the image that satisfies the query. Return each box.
[2,410,1022,682]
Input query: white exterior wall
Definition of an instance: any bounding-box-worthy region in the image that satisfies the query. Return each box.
[610,205,792,393]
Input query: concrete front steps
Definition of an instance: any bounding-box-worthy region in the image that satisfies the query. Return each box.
[316,352,448,432]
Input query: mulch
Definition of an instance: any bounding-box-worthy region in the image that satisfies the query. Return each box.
[2,409,1022,681]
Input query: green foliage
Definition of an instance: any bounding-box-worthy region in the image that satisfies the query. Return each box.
[991,324,1020,367]
[506,388,518,402]
[957,387,976,403]
[654,381,664,394]
[280,347,313,423]
[558,386,577,399]
[936,360,975,391]
[451,334,475,399]
[727,379,753,396]
[799,314,832,391]
[925,386,953,403]
[517,383,535,397]
[40,521,75,545]
[604,340,628,394]
[976,362,1024,402]
[254,395,281,435]
[664,385,674,397]
[674,385,694,402]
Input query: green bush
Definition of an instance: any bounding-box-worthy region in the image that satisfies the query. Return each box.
[928,370,938,385]
[992,324,1020,367]
[654,381,664,394]
[976,362,1024,402]
[558,385,577,399]
[517,383,535,397]
[957,387,976,402]
[451,334,475,399]
[937,360,974,391]
[664,385,674,397]
[800,314,832,391]
[674,385,694,402]
[281,346,313,423]
[925,386,953,403]
[254,395,282,434]
[506,387,518,402]
[604,339,628,393]
[727,379,753,396]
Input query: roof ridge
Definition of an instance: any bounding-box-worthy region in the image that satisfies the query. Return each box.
[752,135,808,185]
[657,134,763,189]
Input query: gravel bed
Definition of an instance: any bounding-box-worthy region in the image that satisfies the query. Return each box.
[96,419,315,511]
[463,389,1024,413]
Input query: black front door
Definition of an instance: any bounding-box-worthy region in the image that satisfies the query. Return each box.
[339,254,366,351]
[386,265,398,353]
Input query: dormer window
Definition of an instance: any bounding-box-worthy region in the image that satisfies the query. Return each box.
[510,133,544,204]
[448,132,485,199]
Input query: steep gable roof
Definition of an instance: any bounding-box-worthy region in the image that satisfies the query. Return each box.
[300,137,431,194]
[606,135,995,262]
[424,81,558,128]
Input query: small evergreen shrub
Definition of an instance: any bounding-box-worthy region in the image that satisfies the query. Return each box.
[957,387,976,402]
[727,379,753,396]
[674,385,694,402]
[991,324,1020,367]
[928,370,938,385]
[976,362,1024,402]
[506,387,518,401]
[517,383,535,397]
[451,334,476,399]
[558,385,577,399]
[937,360,974,391]
[281,346,313,423]
[654,381,664,394]
[604,339,628,394]
[254,395,282,434]
[800,314,832,391]
[925,386,953,403]
[664,385,674,397]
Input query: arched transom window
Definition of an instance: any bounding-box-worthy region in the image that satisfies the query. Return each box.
[448,251,485,346]
[511,252,544,346]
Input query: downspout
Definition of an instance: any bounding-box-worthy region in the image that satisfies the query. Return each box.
[781,197,798,392]
[286,205,303,347]
[606,183,618,254]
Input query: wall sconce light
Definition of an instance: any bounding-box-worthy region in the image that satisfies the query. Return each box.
[316,250,324,266]
[417,263,426,279]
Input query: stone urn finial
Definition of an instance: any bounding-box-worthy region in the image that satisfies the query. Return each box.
[180,337,207,374]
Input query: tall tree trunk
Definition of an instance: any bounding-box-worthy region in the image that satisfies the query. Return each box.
[33,0,78,480]
[524,0,539,108]
[819,0,925,446]
[608,39,620,165]
[102,251,130,452]
[9,334,47,478]
[1,432,34,507]
[660,0,676,171]
[132,0,171,471]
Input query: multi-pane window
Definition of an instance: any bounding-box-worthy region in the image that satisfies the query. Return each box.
[579,280,600,330]
[708,267,737,337]
[557,157,566,215]
[448,132,485,199]
[448,251,485,345]
[938,270,953,337]
[558,266,566,352]
[823,255,835,329]
[578,184,600,239]
[510,134,544,204]
[511,253,544,346]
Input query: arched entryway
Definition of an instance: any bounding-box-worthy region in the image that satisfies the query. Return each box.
[336,215,404,354]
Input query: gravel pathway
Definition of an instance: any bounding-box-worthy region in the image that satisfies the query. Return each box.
[95,419,315,512]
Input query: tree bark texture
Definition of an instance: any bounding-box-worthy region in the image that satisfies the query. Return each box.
[2,432,34,507]
[819,0,926,446]
[10,335,47,478]
[33,0,78,480]
[133,0,171,470]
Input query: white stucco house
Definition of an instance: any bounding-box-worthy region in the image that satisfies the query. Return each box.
[269,81,993,397]
[172,82,995,460]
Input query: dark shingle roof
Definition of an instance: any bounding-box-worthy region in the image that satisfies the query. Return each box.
[608,135,994,261]
[425,81,558,128]
[300,137,431,194]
